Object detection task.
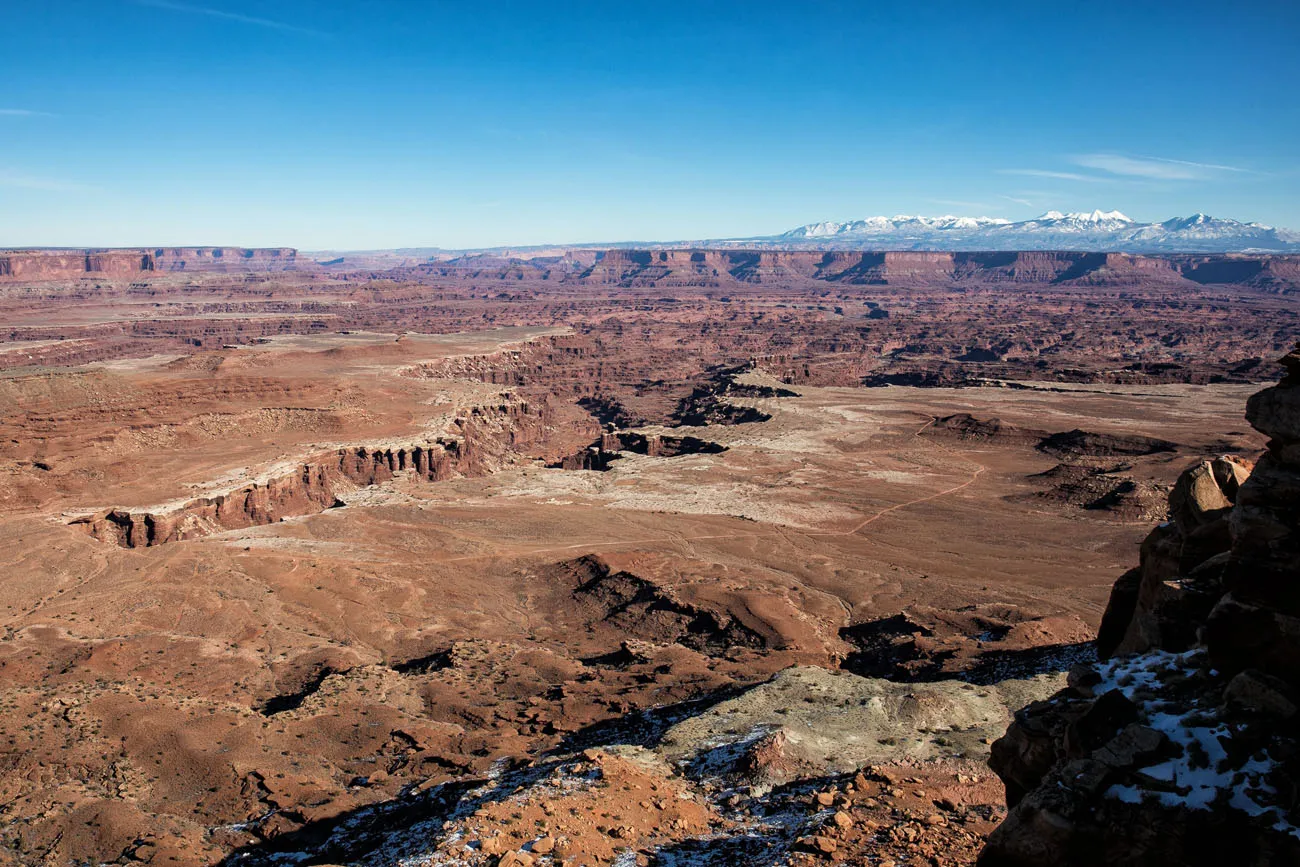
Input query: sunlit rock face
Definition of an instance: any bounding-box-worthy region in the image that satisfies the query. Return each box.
[981,345,1300,867]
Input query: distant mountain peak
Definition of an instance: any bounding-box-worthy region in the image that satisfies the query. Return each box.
[1036,209,1133,223]
[774,211,1297,253]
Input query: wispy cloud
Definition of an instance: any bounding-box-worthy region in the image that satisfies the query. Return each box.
[1145,156,1251,174]
[1073,153,1252,180]
[0,171,95,192]
[0,109,54,117]
[930,198,991,210]
[1000,195,1034,207]
[997,168,1106,182]
[133,0,327,36]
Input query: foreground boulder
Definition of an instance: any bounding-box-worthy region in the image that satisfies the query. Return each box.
[981,344,1300,867]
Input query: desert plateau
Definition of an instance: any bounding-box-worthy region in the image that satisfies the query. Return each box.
[0,243,1294,866]
[5,3,1300,864]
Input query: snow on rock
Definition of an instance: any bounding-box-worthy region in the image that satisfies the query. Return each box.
[983,354,1300,866]
[1091,650,1296,836]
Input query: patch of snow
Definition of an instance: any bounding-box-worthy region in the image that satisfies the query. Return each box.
[1095,649,1297,837]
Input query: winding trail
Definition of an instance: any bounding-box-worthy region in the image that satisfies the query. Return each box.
[444,416,988,563]
[807,418,986,537]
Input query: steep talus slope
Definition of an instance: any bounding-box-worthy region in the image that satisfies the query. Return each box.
[980,343,1300,866]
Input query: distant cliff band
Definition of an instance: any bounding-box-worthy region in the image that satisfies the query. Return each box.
[2,246,1298,292]
[0,247,305,280]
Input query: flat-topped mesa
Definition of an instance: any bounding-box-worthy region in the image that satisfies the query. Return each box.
[580,249,739,286]
[151,247,304,272]
[70,396,553,548]
[1178,253,1300,292]
[833,251,1191,285]
[0,250,154,281]
[0,247,310,282]
[5,246,1298,289]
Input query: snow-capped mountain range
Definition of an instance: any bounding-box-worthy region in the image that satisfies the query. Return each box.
[774,211,1300,253]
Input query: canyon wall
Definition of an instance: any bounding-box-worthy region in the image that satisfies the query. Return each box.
[0,247,311,282]
[579,249,1297,289]
[4,246,1297,290]
[0,250,155,281]
[152,247,306,273]
[71,396,553,548]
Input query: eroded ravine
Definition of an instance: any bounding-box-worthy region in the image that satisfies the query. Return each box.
[65,358,775,549]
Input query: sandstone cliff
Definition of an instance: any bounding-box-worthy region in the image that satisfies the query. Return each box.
[0,247,312,282]
[71,396,554,547]
[5,246,1297,291]
[152,247,306,273]
[980,343,1300,866]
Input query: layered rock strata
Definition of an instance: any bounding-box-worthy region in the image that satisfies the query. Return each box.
[5,247,1298,291]
[0,247,308,281]
[577,250,1300,291]
[71,396,552,547]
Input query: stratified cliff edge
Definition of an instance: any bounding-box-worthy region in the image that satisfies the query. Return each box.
[577,250,1300,291]
[980,343,1300,866]
[0,247,310,281]
[69,395,566,547]
[5,246,1300,291]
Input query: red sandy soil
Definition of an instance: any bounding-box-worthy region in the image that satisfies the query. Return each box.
[0,255,1287,865]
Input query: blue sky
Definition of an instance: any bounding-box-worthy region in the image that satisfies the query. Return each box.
[2,1,1298,249]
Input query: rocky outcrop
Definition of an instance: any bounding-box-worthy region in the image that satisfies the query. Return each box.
[1205,348,1300,683]
[71,442,454,547]
[1088,450,1254,660]
[926,413,1044,445]
[563,555,767,655]
[71,397,553,547]
[1036,429,1179,459]
[1023,462,1170,523]
[553,446,621,471]
[980,345,1300,867]
[839,605,1093,685]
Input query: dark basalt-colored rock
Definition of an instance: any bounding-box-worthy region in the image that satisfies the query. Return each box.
[1036,429,1178,459]
[838,605,1093,684]
[927,413,1044,444]
[565,555,767,655]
